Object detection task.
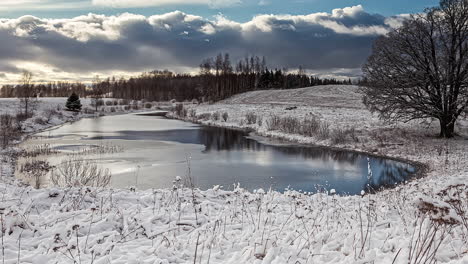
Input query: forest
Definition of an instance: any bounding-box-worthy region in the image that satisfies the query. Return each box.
[0,54,351,102]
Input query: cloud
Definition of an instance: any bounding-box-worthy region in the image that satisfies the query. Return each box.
[92,0,242,8]
[0,0,91,11]
[0,6,404,83]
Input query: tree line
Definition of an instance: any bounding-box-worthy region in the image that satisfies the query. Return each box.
[0,55,351,102]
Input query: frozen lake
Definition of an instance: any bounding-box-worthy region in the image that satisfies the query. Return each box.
[21,113,416,194]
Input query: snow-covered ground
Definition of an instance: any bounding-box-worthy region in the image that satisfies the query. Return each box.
[0,90,467,264]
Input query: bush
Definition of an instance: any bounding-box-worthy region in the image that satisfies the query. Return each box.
[105,100,113,106]
[145,103,152,109]
[222,112,228,122]
[110,107,116,113]
[20,159,52,189]
[197,113,211,121]
[301,116,321,137]
[16,112,32,122]
[266,114,331,139]
[123,105,131,111]
[318,123,330,139]
[257,116,263,127]
[245,112,257,125]
[113,100,119,106]
[92,99,104,107]
[174,103,184,116]
[279,116,300,134]
[83,107,95,114]
[266,115,282,131]
[34,117,48,125]
[0,114,15,149]
[188,109,197,119]
[331,128,347,144]
[44,108,60,122]
[212,111,220,121]
[51,157,111,187]
[180,108,187,118]
[119,99,129,105]
[132,103,139,110]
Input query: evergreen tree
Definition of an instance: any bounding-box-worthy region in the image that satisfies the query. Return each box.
[66,93,82,111]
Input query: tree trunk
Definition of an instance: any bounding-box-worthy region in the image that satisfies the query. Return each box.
[439,118,455,138]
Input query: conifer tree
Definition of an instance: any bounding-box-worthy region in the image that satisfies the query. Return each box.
[66,93,82,111]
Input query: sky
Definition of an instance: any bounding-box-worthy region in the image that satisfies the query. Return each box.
[0,0,439,84]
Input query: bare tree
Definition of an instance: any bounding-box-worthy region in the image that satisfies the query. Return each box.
[18,70,35,117]
[91,75,104,113]
[0,114,14,149]
[362,0,468,138]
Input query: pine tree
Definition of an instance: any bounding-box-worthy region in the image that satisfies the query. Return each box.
[66,93,82,111]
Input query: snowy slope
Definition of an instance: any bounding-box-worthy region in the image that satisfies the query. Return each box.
[0,92,466,264]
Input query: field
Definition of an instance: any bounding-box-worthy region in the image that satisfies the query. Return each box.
[0,87,467,263]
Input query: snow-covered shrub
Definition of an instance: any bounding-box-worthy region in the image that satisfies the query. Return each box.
[105,100,113,106]
[437,184,468,234]
[123,105,131,111]
[188,109,197,119]
[245,112,257,125]
[0,114,16,149]
[212,111,220,121]
[318,122,330,139]
[20,159,51,188]
[92,99,104,107]
[113,100,119,105]
[222,112,228,122]
[43,108,61,122]
[301,116,321,137]
[266,114,281,131]
[407,196,463,264]
[331,128,347,144]
[118,99,129,105]
[51,157,111,188]
[144,103,152,109]
[197,113,211,121]
[279,116,301,134]
[174,103,184,116]
[15,111,32,122]
[82,107,94,114]
[33,116,48,125]
[110,107,116,113]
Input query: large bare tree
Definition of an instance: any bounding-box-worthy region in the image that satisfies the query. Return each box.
[362,0,468,138]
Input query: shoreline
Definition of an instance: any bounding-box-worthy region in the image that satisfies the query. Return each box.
[169,115,429,185]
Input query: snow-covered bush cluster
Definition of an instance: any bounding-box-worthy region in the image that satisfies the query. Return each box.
[0,181,466,263]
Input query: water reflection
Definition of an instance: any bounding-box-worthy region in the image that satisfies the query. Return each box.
[28,115,416,194]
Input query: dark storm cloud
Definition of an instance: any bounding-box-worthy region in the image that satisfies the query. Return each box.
[0,5,402,79]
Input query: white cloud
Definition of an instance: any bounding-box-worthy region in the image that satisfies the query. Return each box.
[0,6,402,83]
[92,0,241,8]
[0,0,90,11]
